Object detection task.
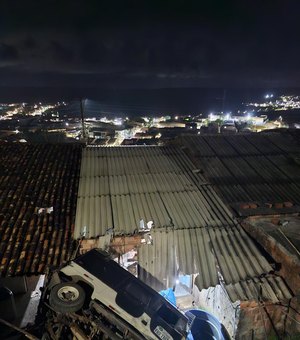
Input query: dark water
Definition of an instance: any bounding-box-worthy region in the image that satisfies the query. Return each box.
[0,87,299,122]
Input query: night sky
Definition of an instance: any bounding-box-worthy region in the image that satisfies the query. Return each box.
[0,0,300,90]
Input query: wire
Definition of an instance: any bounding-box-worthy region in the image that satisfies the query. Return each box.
[257,301,268,339]
[281,310,300,326]
[58,99,180,115]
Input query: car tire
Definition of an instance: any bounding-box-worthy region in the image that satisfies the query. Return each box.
[49,282,85,313]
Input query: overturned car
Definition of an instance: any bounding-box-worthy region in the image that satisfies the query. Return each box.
[39,249,189,339]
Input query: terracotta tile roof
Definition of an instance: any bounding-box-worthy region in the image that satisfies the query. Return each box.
[0,144,82,276]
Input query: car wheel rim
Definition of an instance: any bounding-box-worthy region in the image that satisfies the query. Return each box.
[57,286,80,302]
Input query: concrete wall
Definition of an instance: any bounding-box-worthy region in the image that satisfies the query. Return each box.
[192,284,239,338]
[192,283,300,339]
[285,296,300,336]
[236,301,288,339]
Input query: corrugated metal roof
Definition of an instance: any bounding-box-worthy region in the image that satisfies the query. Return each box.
[138,227,272,291]
[0,144,82,276]
[75,146,236,238]
[74,143,293,304]
[78,172,198,197]
[225,275,292,303]
[180,133,300,216]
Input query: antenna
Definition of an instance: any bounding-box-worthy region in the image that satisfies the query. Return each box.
[221,89,226,112]
[80,98,86,140]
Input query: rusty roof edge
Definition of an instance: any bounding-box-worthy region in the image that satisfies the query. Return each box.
[241,218,300,296]
[242,218,300,266]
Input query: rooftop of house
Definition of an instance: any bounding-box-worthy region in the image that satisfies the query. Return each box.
[178,131,300,217]
[0,144,82,276]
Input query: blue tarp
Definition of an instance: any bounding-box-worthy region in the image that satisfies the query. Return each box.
[159,288,176,306]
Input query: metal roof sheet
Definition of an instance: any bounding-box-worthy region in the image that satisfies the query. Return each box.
[75,146,236,238]
[244,134,291,155]
[138,227,272,291]
[225,275,292,303]
[180,133,300,216]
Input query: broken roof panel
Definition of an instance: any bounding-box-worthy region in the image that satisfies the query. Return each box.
[138,227,272,291]
[225,275,292,303]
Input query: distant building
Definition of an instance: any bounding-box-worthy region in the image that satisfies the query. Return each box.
[185,122,197,130]
[88,127,115,139]
[156,121,185,128]
[220,124,237,134]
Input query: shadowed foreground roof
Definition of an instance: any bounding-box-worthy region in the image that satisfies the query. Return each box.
[0,144,82,276]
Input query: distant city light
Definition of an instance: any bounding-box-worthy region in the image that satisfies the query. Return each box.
[114,118,123,126]
[248,94,300,111]
[0,94,293,144]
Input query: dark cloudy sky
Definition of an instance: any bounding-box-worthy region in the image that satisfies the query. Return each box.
[0,0,300,89]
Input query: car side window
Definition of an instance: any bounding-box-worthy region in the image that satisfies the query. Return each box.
[156,303,180,327]
[115,281,151,318]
